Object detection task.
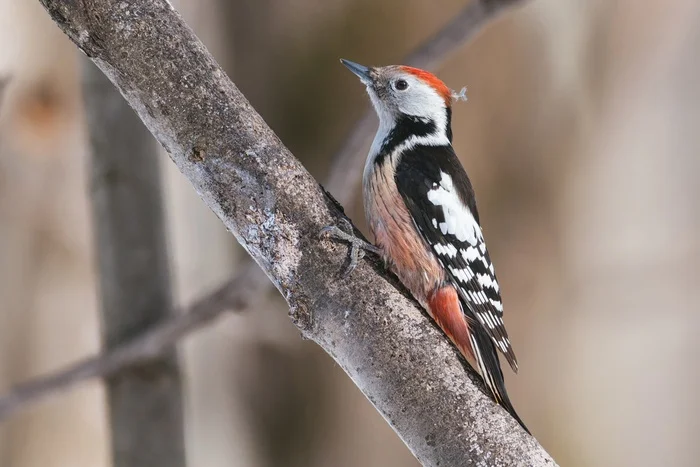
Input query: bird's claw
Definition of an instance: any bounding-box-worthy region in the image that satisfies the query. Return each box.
[320,218,380,277]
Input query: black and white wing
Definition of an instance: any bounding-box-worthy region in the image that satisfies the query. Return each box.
[394,144,518,372]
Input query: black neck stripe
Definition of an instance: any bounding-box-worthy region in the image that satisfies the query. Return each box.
[374,108,452,166]
[446,106,453,143]
[374,115,435,166]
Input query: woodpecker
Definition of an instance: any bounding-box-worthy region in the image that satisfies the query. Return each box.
[325,59,528,432]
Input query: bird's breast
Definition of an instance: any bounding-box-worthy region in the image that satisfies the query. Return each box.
[363,163,444,303]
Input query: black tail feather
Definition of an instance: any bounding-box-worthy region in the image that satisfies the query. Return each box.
[472,325,530,434]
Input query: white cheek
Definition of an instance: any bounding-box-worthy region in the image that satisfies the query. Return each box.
[398,90,441,115]
[397,85,447,131]
[399,78,443,110]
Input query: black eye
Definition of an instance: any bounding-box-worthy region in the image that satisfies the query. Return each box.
[395,79,408,91]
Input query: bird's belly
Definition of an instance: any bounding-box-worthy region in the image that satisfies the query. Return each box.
[364,170,443,303]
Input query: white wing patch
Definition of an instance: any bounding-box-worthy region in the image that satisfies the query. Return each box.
[427,172,483,246]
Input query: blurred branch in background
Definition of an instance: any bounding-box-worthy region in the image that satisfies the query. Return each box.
[0,261,264,421]
[84,60,186,467]
[0,0,528,423]
[0,77,9,107]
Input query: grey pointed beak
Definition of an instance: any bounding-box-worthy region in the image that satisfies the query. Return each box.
[340,59,372,85]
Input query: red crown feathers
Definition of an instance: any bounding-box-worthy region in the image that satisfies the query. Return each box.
[399,66,453,106]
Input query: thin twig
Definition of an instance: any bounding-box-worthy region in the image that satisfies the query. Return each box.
[0,262,266,421]
[0,0,528,424]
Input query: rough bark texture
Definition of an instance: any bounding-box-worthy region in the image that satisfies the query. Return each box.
[84,59,186,467]
[37,0,556,465]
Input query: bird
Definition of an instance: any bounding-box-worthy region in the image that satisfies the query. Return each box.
[323,59,528,432]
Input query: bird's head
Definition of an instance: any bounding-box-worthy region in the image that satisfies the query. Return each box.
[341,59,465,132]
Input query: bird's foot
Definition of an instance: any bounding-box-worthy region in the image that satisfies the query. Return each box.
[320,218,380,277]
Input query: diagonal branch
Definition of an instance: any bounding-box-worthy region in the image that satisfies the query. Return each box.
[0,0,529,430]
[0,1,552,464]
[30,0,552,463]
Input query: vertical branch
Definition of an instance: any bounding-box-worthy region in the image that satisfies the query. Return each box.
[84,59,186,467]
[0,77,9,107]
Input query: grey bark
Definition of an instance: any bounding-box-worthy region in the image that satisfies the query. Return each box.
[37,0,554,465]
[84,59,186,467]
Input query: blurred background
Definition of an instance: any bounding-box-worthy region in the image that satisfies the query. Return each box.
[0,0,699,466]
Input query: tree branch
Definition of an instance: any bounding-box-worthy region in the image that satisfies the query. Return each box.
[3,1,553,464]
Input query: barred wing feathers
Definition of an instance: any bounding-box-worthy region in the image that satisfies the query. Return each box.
[394,144,518,373]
